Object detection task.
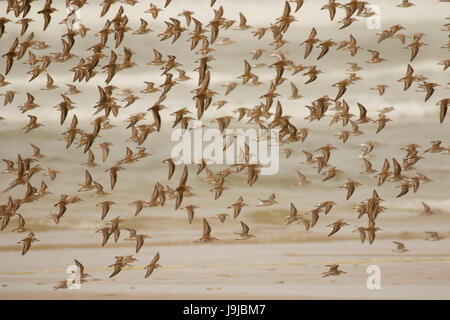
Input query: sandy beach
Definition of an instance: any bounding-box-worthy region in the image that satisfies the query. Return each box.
[0,0,449,300]
[1,240,449,299]
[0,205,449,299]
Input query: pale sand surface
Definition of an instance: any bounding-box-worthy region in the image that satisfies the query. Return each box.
[1,223,449,299]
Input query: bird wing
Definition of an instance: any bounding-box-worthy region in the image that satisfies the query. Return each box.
[359,230,366,243]
[74,259,85,274]
[290,202,297,216]
[136,237,144,253]
[393,241,404,249]
[179,165,188,186]
[109,264,122,278]
[186,207,194,224]
[381,158,390,172]
[202,218,211,236]
[357,103,367,118]
[145,265,155,278]
[421,202,430,211]
[392,158,402,176]
[239,12,247,26]
[241,221,250,234]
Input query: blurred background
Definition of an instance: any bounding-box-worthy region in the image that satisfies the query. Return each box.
[0,0,449,299]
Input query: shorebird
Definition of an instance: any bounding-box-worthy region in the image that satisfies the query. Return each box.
[0,90,16,106]
[309,208,322,228]
[1,159,15,174]
[105,165,124,190]
[96,226,111,247]
[289,82,303,100]
[41,74,58,90]
[256,193,278,207]
[144,252,161,278]
[321,0,339,21]
[353,227,367,243]
[23,115,44,133]
[365,220,382,244]
[437,98,449,123]
[223,82,237,96]
[228,197,248,219]
[18,232,38,255]
[288,0,304,12]
[107,217,125,242]
[213,213,230,223]
[392,241,409,253]
[339,179,361,200]
[124,228,151,253]
[317,39,336,60]
[376,159,391,186]
[397,0,415,8]
[0,74,10,87]
[29,144,45,160]
[281,148,294,159]
[327,219,349,237]
[15,18,33,36]
[134,18,152,35]
[316,201,336,215]
[109,256,130,278]
[332,79,351,101]
[181,205,199,224]
[303,65,322,84]
[195,218,218,242]
[74,259,91,280]
[420,202,434,216]
[12,214,30,233]
[78,170,94,192]
[405,37,426,61]
[360,159,377,174]
[235,12,252,30]
[234,221,255,240]
[346,62,363,72]
[96,201,115,220]
[37,0,57,31]
[162,158,176,180]
[396,182,411,198]
[424,141,445,153]
[389,158,406,182]
[438,59,450,71]
[42,168,61,181]
[424,232,444,241]
[398,64,415,91]
[175,165,189,209]
[322,264,346,277]
[53,280,70,290]
[371,85,389,96]
[141,81,160,94]
[322,167,343,181]
[82,150,99,168]
[358,141,377,159]
[300,28,319,59]
[238,60,257,84]
[295,170,311,186]
[284,202,300,225]
[366,50,387,63]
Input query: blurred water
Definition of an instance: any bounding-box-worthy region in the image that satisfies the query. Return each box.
[0,0,449,235]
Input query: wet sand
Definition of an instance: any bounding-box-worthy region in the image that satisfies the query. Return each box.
[1,216,449,300]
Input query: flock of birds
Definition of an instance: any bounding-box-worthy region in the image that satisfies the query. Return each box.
[0,0,449,289]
